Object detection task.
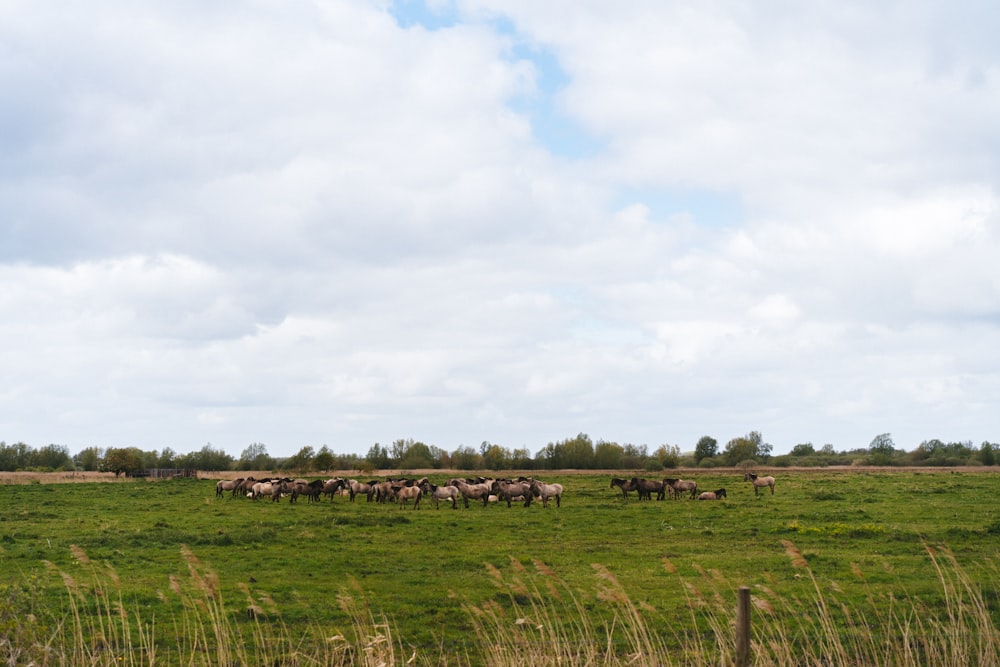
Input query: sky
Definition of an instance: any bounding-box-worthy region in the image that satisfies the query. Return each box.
[2,0,998,459]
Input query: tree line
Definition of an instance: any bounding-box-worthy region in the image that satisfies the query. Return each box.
[1,432,996,475]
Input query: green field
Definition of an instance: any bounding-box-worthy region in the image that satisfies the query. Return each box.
[2,469,1000,665]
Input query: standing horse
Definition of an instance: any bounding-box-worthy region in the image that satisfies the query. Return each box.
[744,472,775,496]
[529,480,564,508]
[419,480,460,509]
[492,480,533,508]
[610,477,636,500]
[666,478,698,500]
[455,479,493,508]
[216,478,244,498]
[630,477,666,501]
[347,479,378,502]
[396,484,422,509]
[322,478,347,501]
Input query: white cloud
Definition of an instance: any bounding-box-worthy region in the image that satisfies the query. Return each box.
[1,0,998,456]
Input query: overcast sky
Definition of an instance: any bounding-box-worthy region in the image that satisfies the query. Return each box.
[2,0,998,459]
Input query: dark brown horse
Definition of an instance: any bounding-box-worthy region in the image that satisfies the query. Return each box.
[610,477,637,500]
[630,477,666,501]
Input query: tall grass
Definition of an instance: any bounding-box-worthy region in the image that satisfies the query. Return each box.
[1,542,996,666]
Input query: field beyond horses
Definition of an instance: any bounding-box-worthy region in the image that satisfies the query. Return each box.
[2,468,1000,665]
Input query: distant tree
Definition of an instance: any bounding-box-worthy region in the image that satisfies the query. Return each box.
[32,444,74,470]
[390,439,412,466]
[621,443,647,469]
[820,444,836,455]
[594,441,625,469]
[868,433,897,466]
[790,443,816,457]
[694,436,718,463]
[655,444,681,469]
[74,446,103,471]
[0,442,32,471]
[366,443,391,470]
[510,447,534,469]
[980,441,996,466]
[157,447,178,468]
[562,433,595,469]
[913,440,975,466]
[723,431,766,466]
[450,446,483,470]
[535,443,562,469]
[284,446,315,472]
[180,443,233,471]
[102,447,144,477]
[399,441,435,469]
[482,444,511,471]
[427,445,448,469]
[313,446,335,472]
[238,442,275,471]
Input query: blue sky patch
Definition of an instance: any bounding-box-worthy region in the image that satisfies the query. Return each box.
[389,0,457,30]
[613,187,743,228]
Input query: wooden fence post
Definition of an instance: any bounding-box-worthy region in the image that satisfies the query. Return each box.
[736,586,751,667]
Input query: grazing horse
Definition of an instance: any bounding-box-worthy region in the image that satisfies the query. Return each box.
[610,477,637,500]
[666,478,698,500]
[697,488,727,500]
[744,472,775,496]
[215,478,244,498]
[630,477,666,501]
[529,480,563,508]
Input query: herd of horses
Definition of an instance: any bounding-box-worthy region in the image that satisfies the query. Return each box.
[214,475,564,509]
[610,472,776,501]
[214,472,775,508]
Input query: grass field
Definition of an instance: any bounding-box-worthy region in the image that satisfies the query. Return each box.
[2,468,1000,665]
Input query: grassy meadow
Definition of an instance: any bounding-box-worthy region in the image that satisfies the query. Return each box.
[2,468,1000,665]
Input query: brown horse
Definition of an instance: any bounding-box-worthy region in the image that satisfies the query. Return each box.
[610,477,637,500]
[396,484,422,509]
[215,478,244,498]
[492,480,533,508]
[630,477,666,501]
[455,479,493,508]
[744,472,775,496]
[666,478,698,500]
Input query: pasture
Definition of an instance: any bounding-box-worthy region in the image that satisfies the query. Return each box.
[2,468,1000,665]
